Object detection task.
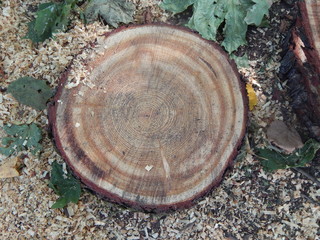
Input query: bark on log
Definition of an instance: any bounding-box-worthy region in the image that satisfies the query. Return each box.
[280,0,320,140]
[49,25,247,211]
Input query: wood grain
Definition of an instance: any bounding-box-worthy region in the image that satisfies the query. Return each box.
[49,25,247,211]
[305,0,320,60]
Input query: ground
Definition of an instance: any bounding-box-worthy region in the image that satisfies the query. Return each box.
[0,0,319,239]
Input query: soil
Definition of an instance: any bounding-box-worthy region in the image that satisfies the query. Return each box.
[0,0,319,239]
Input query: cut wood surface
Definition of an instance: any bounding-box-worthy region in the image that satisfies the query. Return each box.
[49,25,247,211]
[302,0,320,64]
[281,0,320,140]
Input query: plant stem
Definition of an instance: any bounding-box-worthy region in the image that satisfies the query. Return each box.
[292,167,320,188]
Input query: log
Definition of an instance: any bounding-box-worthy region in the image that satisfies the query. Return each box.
[280,0,320,140]
[49,25,247,211]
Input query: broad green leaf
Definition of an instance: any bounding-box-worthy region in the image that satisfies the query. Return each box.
[256,139,320,172]
[25,1,78,43]
[34,3,60,36]
[38,2,56,11]
[160,0,196,14]
[239,0,255,10]
[51,4,72,33]
[0,123,42,156]
[245,0,271,26]
[51,197,68,209]
[7,77,53,110]
[84,0,135,28]
[187,0,226,41]
[49,161,81,209]
[221,0,248,53]
[25,20,46,43]
[230,53,249,68]
[160,0,273,53]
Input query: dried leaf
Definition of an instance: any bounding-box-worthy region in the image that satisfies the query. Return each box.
[246,83,258,111]
[0,157,19,179]
[267,120,303,153]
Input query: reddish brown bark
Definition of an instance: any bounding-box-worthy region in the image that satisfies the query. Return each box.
[280,1,320,140]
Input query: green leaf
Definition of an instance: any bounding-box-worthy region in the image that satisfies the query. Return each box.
[34,3,60,36]
[49,161,81,209]
[186,0,226,41]
[25,20,46,43]
[0,123,42,156]
[160,0,195,14]
[230,53,249,68]
[25,1,79,43]
[221,0,248,53]
[245,0,271,26]
[51,197,68,209]
[7,77,53,110]
[160,0,273,54]
[256,139,320,172]
[51,4,72,33]
[84,0,135,28]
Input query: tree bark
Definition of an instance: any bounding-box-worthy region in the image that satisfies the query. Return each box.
[280,0,320,140]
[49,25,247,211]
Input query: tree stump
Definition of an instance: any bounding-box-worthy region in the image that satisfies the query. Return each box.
[280,0,320,140]
[49,25,247,211]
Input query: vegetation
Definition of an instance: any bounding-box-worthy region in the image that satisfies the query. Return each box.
[25,0,135,43]
[49,161,81,209]
[256,139,320,172]
[160,0,272,53]
[0,123,42,156]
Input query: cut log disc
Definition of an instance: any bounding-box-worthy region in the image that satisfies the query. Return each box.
[49,25,247,211]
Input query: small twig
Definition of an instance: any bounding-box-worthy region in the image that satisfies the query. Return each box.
[292,167,320,188]
[300,193,320,206]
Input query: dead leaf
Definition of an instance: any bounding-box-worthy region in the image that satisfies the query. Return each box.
[267,120,303,153]
[246,83,258,111]
[0,157,20,178]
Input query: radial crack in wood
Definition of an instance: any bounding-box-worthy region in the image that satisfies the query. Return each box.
[49,25,248,211]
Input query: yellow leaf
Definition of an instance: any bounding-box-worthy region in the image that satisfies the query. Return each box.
[0,157,20,179]
[246,83,258,111]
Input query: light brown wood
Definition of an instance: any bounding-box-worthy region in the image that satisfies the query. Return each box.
[49,25,247,211]
[304,0,320,60]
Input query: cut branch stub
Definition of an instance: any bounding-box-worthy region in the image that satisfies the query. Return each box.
[49,25,247,211]
[282,1,320,140]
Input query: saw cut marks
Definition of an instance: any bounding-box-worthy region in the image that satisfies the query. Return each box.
[49,25,247,211]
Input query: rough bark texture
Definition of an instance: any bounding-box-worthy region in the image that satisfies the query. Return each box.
[280,0,320,140]
[49,25,247,211]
